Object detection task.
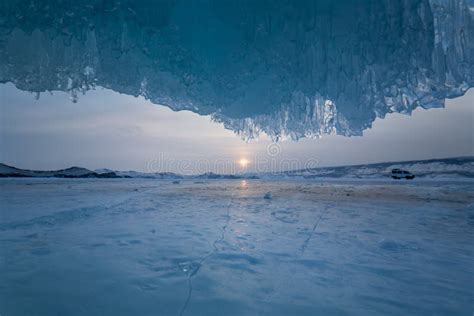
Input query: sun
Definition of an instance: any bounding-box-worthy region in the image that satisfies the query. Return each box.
[238,158,250,168]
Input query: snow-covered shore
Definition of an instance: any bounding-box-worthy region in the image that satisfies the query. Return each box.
[1,156,473,180]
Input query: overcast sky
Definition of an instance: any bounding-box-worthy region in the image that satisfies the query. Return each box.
[0,83,472,174]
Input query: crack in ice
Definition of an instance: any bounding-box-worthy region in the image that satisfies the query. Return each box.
[300,204,331,254]
[0,187,157,231]
[263,203,331,310]
[179,194,235,316]
[212,200,232,252]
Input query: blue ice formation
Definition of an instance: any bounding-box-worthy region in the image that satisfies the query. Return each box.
[0,0,473,139]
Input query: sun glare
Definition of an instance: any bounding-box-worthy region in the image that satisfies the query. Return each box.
[239,158,249,168]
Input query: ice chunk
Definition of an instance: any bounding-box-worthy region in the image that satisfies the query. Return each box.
[0,0,472,139]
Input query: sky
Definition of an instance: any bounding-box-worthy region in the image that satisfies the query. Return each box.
[0,83,472,174]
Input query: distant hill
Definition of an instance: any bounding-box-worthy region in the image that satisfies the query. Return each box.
[1,157,473,179]
[94,168,183,179]
[268,157,474,179]
[0,163,119,178]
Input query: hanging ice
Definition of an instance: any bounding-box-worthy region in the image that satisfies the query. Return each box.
[0,0,472,139]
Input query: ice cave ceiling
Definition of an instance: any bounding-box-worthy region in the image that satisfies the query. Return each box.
[0,0,473,139]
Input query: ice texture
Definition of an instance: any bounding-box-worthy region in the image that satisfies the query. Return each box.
[0,0,473,139]
[0,178,473,315]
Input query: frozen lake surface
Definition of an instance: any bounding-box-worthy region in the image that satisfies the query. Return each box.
[0,178,473,315]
